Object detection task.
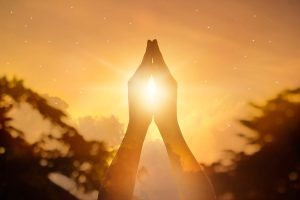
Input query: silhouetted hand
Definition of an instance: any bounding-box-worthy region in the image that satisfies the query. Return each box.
[152,39,178,129]
[98,41,154,200]
[128,40,153,128]
[152,40,216,200]
[99,40,215,200]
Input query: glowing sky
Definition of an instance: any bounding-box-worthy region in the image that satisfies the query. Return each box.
[1,0,300,163]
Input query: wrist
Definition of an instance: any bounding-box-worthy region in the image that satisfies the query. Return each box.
[120,120,149,148]
[156,118,180,133]
[127,120,150,132]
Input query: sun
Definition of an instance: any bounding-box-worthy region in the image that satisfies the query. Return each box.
[146,77,157,106]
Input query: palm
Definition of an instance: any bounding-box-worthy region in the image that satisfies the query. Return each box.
[128,40,153,127]
[152,40,178,127]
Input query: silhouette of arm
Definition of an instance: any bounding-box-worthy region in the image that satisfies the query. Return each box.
[158,121,216,200]
[98,123,148,200]
[98,41,153,200]
[152,40,216,200]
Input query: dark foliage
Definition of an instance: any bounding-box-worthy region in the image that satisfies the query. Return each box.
[208,88,300,200]
[0,76,113,200]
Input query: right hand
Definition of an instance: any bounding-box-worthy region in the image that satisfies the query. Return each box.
[152,40,178,129]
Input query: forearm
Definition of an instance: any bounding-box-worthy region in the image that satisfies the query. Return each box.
[98,122,148,200]
[158,122,216,200]
[157,120,197,169]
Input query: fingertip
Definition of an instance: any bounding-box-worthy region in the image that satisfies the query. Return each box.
[146,40,150,50]
[152,39,158,48]
[147,40,155,52]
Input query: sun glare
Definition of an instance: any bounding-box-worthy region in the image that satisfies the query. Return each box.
[146,77,157,105]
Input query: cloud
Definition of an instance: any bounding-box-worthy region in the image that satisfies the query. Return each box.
[9,94,124,147]
[134,140,179,200]
[8,94,71,143]
[9,102,53,143]
[76,115,124,146]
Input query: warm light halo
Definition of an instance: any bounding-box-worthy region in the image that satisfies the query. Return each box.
[146,76,157,106]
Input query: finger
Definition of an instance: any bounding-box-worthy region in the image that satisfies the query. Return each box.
[152,39,166,67]
[152,40,176,83]
[129,40,152,83]
[141,40,153,66]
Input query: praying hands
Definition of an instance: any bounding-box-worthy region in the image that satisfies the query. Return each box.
[98,40,216,200]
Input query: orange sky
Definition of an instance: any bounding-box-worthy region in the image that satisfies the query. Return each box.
[1,0,300,164]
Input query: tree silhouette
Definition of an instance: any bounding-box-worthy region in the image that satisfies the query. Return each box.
[208,88,300,200]
[0,76,113,200]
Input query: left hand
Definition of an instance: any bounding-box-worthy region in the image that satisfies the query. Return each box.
[128,40,153,128]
